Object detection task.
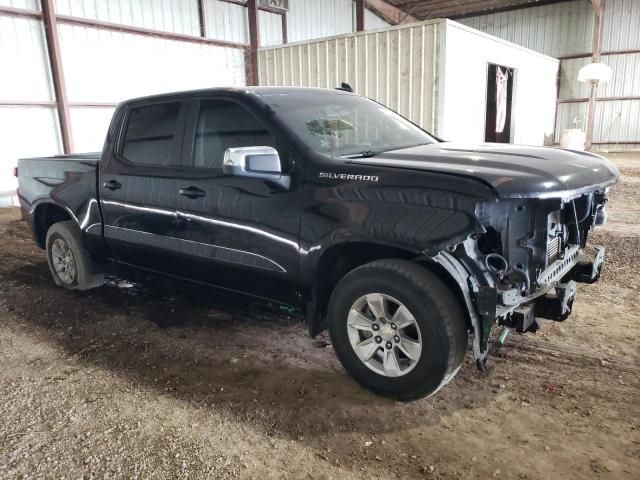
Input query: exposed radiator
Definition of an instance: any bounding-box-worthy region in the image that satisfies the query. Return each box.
[546,235,562,266]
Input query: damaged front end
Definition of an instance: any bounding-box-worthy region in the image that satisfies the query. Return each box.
[431,187,612,368]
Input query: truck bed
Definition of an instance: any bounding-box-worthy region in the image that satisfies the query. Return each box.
[17,153,102,239]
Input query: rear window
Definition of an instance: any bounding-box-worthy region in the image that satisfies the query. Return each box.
[121,103,181,166]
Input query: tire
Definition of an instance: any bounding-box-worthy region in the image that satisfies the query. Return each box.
[328,259,467,401]
[46,221,104,291]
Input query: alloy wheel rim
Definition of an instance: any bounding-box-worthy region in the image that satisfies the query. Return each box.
[346,293,422,377]
[51,238,76,285]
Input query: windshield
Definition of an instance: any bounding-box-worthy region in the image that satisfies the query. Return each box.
[260,92,437,158]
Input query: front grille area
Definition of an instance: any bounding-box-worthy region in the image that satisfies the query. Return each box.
[547,235,562,266]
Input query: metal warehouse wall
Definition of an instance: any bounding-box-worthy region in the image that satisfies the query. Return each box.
[259,20,441,132]
[286,0,390,43]
[0,0,265,205]
[459,0,640,150]
[258,19,558,144]
[0,0,393,205]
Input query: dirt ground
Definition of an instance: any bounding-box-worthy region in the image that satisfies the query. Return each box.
[1,154,639,480]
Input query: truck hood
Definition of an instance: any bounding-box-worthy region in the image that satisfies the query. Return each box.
[348,143,619,198]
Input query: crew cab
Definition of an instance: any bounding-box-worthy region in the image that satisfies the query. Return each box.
[17,87,618,400]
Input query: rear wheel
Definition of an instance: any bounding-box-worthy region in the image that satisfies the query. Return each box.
[328,259,467,401]
[46,221,104,290]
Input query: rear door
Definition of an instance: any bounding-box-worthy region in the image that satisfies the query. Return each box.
[173,96,303,304]
[99,100,188,272]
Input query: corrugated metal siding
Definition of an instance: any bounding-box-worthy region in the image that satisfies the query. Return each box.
[0,16,53,102]
[54,0,200,36]
[259,9,282,47]
[0,0,38,9]
[205,0,247,43]
[0,106,61,197]
[458,0,593,57]
[594,99,640,143]
[58,23,245,103]
[365,8,390,30]
[70,107,115,152]
[461,0,639,148]
[555,99,639,144]
[555,102,587,141]
[560,53,640,99]
[287,0,353,43]
[558,57,590,100]
[602,0,640,51]
[259,21,442,132]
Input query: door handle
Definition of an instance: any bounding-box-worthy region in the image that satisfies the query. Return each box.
[179,186,206,199]
[103,179,122,190]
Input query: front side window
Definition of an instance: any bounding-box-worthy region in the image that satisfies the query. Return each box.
[121,103,181,166]
[193,100,275,169]
[260,92,436,158]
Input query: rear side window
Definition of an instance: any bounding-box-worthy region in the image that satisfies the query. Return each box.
[121,103,181,166]
[194,100,275,169]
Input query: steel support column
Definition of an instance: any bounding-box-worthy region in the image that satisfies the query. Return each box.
[246,0,260,86]
[41,0,73,154]
[281,11,288,44]
[585,0,604,151]
[197,0,207,38]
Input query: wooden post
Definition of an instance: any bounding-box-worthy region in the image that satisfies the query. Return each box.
[41,0,73,154]
[356,0,365,31]
[247,0,260,86]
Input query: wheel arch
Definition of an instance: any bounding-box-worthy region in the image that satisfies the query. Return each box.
[307,241,475,337]
[32,202,75,249]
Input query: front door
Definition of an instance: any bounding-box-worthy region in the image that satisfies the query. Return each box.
[174,97,302,304]
[99,100,188,272]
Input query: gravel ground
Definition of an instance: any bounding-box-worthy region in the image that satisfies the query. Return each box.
[0,154,639,480]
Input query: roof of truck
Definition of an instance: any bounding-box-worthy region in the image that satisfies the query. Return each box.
[122,86,352,105]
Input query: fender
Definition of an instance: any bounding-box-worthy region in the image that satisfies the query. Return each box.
[429,251,487,365]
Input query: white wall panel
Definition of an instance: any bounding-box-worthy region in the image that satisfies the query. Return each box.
[259,9,282,47]
[287,0,353,43]
[0,0,38,9]
[0,107,61,200]
[58,24,245,103]
[70,107,115,153]
[205,0,247,43]
[259,21,441,131]
[54,0,200,36]
[459,0,592,58]
[440,22,559,145]
[0,16,53,102]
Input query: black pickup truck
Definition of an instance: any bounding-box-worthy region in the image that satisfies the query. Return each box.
[17,87,618,400]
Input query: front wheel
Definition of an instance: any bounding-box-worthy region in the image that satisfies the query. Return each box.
[328,259,468,401]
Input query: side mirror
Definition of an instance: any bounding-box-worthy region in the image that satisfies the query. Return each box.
[223,146,290,189]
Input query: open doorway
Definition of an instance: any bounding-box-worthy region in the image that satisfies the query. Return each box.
[485,63,515,143]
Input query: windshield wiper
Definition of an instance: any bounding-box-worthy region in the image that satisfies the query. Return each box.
[343,150,380,158]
